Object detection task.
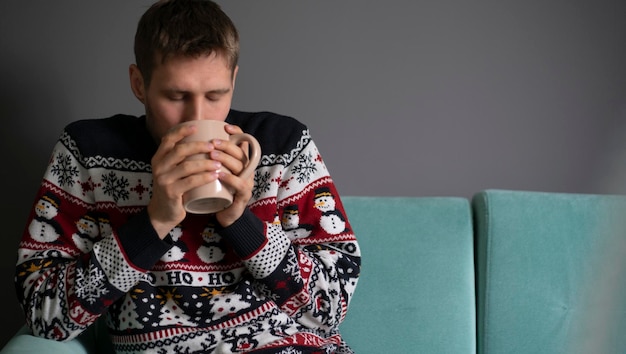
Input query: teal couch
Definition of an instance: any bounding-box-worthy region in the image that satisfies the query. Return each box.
[3,190,626,354]
[473,190,626,354]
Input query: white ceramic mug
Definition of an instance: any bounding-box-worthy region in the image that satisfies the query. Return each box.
[178,120,261,214]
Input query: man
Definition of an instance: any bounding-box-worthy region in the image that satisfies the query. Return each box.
[14,1,361,353]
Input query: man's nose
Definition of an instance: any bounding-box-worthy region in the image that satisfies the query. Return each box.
[185,97,205,121]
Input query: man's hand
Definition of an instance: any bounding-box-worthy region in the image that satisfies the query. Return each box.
[148,123,221,238]
[213,124,255,227]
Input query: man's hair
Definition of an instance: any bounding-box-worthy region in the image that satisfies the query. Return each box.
[134,0,239,85]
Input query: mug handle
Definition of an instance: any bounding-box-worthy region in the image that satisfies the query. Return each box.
[229,133,261,179]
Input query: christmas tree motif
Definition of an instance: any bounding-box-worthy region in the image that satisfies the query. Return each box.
[118,288,145,331]
[197,224,226,264]
[156,288,196,327]
[195,286,228,324]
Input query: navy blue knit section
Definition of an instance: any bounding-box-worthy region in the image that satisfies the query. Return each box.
[226,110,308,158]
[63,111,307,171]
[64,114,157,170]
[217,208,266,258]
[117,209,173,270]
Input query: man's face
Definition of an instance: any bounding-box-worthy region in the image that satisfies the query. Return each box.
[131,52,238,142]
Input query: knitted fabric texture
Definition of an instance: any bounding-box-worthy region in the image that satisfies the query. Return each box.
[15,111,361,354]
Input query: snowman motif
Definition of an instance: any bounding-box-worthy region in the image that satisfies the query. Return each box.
[28,192,63,243]
[271,213,281,226]
[98,215,113,238]
[72,214,100,253]
[281,205,313,239]
[313,187,348,235]
[161,225,188,262]
[197,224,226,264]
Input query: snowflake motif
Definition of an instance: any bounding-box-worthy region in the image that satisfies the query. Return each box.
[131,179,150,200]
[252,171,271,199]
[74,263,109,304]
[102,171,130,202]
[293,152,317,183]
[272,171,293,191]
[282,252,300,276]
[50,153,79,187]
[280,177,294,190]
[252,280,272,300]
[80,177,101,196]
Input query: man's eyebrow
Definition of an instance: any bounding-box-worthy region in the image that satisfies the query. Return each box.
[207,88,231,94]
[163,88,231,94]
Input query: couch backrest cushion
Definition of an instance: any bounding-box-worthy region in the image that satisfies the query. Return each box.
[340,196,476,354]
[473,190,626,354]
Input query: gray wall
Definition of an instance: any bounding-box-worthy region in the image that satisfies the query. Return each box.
[1,0,625,347]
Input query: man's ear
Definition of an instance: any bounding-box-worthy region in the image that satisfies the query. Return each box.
[232,65,239,89]
[129,64,146,103]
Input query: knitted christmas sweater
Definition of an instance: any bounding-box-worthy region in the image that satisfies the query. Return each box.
[15,111,361,354]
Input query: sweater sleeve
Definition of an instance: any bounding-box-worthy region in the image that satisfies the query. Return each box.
[14,133,171,342]
[219,132,361,333]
